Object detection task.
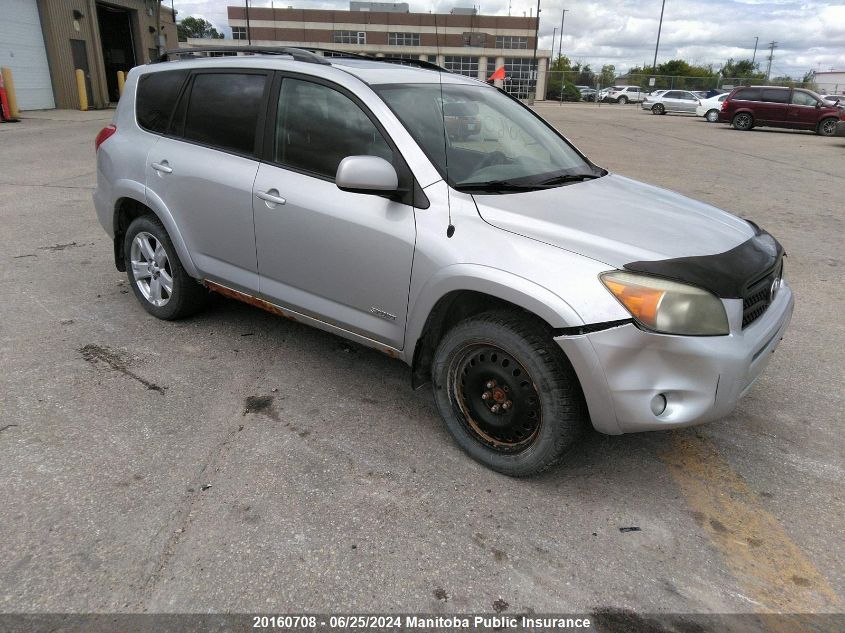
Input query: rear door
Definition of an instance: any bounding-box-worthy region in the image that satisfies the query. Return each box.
[145,69,270,293]
[758,88,790,125]
[252,75,417,348]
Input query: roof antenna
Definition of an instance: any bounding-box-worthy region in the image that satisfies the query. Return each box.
[435,13,455,238]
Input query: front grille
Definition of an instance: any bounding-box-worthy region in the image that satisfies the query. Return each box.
[741,261,782,328]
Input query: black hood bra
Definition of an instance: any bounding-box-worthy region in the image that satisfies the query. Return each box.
[624,221,784,299]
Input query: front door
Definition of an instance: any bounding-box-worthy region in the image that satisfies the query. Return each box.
[253,77,416,349]
[145,70,270,293]
[787,89,821,129]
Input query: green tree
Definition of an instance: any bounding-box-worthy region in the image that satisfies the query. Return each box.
[178,16,224,41]
[599,64,616,87]
[720,58,764,80]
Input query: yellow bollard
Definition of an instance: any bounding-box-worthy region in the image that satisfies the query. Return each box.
[1,66,21,119]
[75,68,88,111]
[117,70,125,97]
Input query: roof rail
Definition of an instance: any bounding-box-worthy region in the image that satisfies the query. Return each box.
[156,46,330,65]
[374,57,448,72]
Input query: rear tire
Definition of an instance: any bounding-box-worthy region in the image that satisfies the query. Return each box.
[705,109,720,122]
[732,112,753,130]
[431,311,588,477]
[652,103,665,115]
[617,96,628,104]
[817,117,837,136]
[123,215,209,320]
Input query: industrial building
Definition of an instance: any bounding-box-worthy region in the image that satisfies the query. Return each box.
[0,0,178,110]
[184,1,551,100]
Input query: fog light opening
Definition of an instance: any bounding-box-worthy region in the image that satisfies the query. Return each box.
[650,393,668,416]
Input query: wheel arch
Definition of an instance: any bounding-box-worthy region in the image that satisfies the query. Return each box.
[406,266,584,389]
[112,187,199,278]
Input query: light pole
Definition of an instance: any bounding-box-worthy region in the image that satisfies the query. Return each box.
[751,36,759,66]
[558,9,568,62]
[552,27,557,64]
[531,0,541,98]
[652,0,666,73]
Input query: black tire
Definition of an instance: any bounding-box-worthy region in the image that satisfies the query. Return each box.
[617,96,628,104]
[652,103,665,115]
[431,310,588,477]
[817,117,837,136]
[732,112,753,130]
[123,215,208,320]
[705,109,720,122]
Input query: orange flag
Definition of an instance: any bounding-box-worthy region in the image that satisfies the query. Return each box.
[487,66,506,81]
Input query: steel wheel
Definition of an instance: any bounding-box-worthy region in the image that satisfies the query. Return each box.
[705,109,719,122]
[733,112,753,130]
[130,231,173,307]
[818,118,837,136]
[448,343,542,454]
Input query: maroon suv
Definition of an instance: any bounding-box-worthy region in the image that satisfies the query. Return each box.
[719,86,844,136]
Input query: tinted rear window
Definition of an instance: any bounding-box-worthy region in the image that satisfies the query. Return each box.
[761,88,789,103]
[182,73,267,155]
[136,70,188,133]
[734,88,761,101]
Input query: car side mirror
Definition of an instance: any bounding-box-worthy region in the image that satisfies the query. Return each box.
[815,101,821,108]
[336,156,399,195]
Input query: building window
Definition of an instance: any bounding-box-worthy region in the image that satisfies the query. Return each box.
[496,35,528,49]
[334,30,366,44]
[388,32,420,46]
[462,32,487,47]
[443,56,479,78]
[503,57,536,99]
[232,26,247,40]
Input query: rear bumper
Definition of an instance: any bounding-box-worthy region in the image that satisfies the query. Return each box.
[556,281,794,434]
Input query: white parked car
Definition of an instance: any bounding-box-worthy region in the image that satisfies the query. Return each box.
[696,93,730,122]
[602,85,645,104]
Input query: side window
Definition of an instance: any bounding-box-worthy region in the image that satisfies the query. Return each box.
[182,72,267,155]
[761,88,788,103]
[136,69,188,133]
[683,92,697,100]
[664,91,681,99]
[791,91,817,106]
[274,78,393,180]
[734,88,761,101]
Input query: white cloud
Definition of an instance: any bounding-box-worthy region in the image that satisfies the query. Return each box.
[171,0,845,76]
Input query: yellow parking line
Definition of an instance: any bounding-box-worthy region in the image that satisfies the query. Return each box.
[660,431,841,624]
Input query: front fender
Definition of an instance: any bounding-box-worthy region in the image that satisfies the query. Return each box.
[403,262,584,362]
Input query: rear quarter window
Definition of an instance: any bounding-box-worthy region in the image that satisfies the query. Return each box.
[136,70,189,134]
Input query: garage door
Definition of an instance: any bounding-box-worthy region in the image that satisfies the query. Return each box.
[0,0,55,110]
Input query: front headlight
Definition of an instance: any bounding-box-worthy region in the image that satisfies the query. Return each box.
[600,271,729,336]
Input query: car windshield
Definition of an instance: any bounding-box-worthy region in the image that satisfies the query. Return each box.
[375,83,599,191]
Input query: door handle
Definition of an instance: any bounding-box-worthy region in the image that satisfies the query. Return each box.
[256,189,286,206]
[151,161,172,174]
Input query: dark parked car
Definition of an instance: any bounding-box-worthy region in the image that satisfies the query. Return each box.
[719,86,845,136]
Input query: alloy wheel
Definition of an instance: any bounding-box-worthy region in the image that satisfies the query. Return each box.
[819,119,837,136]
[130,231,173,307]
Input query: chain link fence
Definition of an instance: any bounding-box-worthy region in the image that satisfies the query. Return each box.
[543,71,822,102]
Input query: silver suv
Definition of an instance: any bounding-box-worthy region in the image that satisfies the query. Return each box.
[93,48,793,476]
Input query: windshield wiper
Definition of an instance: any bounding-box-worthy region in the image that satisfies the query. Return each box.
[532,172,602,186]
[455,180,546,193]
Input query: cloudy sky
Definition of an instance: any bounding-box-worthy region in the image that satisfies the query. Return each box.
[170,0,845,77]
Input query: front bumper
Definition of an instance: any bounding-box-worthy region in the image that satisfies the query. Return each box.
[556,281,794,434]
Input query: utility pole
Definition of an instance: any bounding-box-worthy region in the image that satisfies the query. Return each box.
[751,36,759,66]
[765,41,777,80]
[531,0,541,99]
[245,0,251,45]
[652,0,666,73]
[552,27,557,64]
[558,9,567,62]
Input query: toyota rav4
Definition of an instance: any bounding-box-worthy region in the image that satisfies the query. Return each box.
[93,48,794,476]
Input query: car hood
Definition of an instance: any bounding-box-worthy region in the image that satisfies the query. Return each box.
[472,174,756,268]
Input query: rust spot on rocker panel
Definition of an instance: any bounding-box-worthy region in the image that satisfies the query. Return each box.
[203,280,401,359]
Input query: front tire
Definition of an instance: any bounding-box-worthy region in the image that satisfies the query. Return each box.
[818,117,837,136]
[123,215,208,320]
[732,112,753,130]
[432,311,588,477]
[705,109,720,122]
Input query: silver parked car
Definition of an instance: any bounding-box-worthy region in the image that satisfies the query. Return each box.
[642,89,702,114]
[94,48,793,476]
